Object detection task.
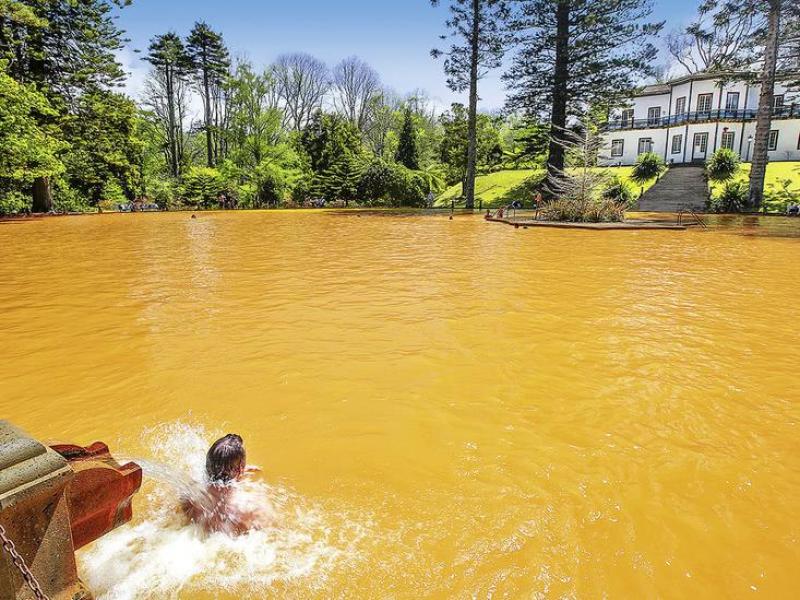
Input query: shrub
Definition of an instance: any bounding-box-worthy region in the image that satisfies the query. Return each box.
[52,178,90,213]
[601,176,635,207]
[707,180,748,213]
[357,160,396,204]
[763,178,800,213]
[0,190,30,215]
[391,166,427,207]
[147,178,179,209]
[706,148,740,182]
[539,197,626,223]
[631,152,665,183]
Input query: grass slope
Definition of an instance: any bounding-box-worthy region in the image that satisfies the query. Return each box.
[436,167,655,208]
[709,162,800,198]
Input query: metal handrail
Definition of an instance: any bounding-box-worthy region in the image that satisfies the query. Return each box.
[677,206,708,228]
[605,104,797,131]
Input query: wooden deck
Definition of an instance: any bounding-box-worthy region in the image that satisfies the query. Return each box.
[486,217,687,231]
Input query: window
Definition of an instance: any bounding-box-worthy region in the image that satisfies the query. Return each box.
[638,138,653,154]
[675,96,686,115]
[671,134,683,154]
[621,109,634,126]
[721,131,735,150]
[798,131,800,150]
[725,92,740,111]
[647,107,661,126]
[611,139,624,157]
[773,94,785,109]
[697,93,713,113]
[768,130,779,151]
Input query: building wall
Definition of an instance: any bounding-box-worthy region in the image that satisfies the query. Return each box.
[602,75,800,166]
[601,118,800,165]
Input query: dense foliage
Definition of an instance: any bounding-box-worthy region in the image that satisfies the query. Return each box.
[708,180,748,212]
[631,152,666,183]
[706,148,741,182]
[2,0,791,216]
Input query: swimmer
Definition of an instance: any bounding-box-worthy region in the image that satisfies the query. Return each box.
[181,434,265,536]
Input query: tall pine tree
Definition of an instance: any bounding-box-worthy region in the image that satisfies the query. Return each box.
[395,108,420,170]
[504,0,662,193]
[145,33,191,179]
[187,21,230,168]
[431,0,508,208]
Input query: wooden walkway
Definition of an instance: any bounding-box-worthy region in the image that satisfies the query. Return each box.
[486,217,687,231]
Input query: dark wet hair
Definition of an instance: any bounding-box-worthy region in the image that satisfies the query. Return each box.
[206,434,246,483]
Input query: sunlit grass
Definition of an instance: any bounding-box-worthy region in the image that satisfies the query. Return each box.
[708,162,800,198]
[436,167,658,208]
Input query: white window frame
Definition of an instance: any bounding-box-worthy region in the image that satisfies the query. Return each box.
[697,93,713,113]
[611,139,624,157]
[621,109,634,125]
[773,94,785,109]
[721,131,735,150]
[638,137,653,155]
[768,130,779,151]
[675,96,686,114]
[725,92,740,111]
[671,134,683,154]
[647,107,661,126]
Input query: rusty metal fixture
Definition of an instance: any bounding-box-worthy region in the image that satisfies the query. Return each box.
[50,443,142,551]
[0,421,142,600]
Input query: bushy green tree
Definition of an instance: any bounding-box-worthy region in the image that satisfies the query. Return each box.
[1,0,131,210]
[299,111,364,174]
[60,90,143,204]
[439,103,504,188]
[223,61,301,207]
[0,65,66,213]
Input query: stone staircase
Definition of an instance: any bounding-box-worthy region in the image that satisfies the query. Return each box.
[636,165,708,212]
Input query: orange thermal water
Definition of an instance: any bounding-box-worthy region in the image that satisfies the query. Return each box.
[0,211,798,598]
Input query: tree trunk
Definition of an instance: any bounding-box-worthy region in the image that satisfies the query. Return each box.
[202,55,214,168]
[165,67,179,179]
[32,177,52,213]
[749,0,781,210]
[546,0,571,196]
[463,0,481,210]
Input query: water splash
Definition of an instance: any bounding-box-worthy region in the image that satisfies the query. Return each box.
[79,421,366,599]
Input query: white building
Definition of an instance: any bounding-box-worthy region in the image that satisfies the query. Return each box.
[600,72,800,166]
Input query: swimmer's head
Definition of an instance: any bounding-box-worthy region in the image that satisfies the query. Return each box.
[206,434,246,484]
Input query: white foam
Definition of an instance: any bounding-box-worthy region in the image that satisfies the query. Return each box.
[79,421,366,599]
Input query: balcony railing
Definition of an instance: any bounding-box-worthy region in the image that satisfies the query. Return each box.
[605,105,798,130]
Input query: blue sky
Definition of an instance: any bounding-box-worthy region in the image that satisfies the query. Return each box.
[116,0,701,112]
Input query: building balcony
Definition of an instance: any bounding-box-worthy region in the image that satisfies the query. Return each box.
[605,105,799,131]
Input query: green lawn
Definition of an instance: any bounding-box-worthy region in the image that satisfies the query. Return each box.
[435,169,539,207]
[709,162,800,198]
[436,167,657,208]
